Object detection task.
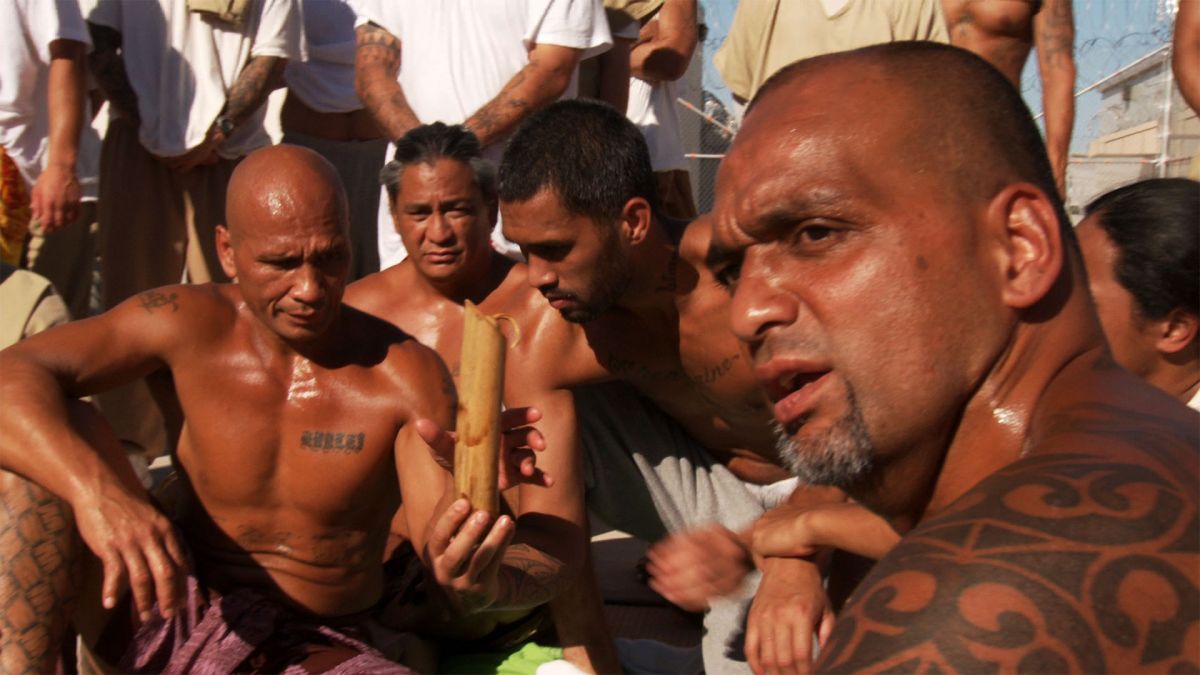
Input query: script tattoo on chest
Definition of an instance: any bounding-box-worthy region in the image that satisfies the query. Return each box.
[300,430,366,454]
[139,290,179,313]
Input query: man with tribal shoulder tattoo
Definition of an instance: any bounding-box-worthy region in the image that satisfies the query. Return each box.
[707,41,1199,672]
[0,145,550,673]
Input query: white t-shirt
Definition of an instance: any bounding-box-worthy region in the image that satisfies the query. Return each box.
[284,0,362,113]
[627,77,687,172]
[1188,388,1200,412]
[0,0,91,187]
[356,0,612,268]
[86,0,304,159]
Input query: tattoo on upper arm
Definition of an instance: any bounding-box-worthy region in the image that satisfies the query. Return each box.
[355,23,401,69]
[224,55,283,125]
[1037,0,1075,69]
[139,290,179,313]
[818,452,1199,673]
[300,430,366,454]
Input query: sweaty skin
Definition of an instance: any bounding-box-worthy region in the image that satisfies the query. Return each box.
[941,0,1075,192]
[710,45,1198,673]
[0,146,457,624]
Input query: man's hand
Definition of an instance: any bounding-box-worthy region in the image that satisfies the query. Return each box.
[646,524,753,611]
[424,498,516,613]
[73,485,187,622]
[416,406,553,490]
[30,164,81,233]
[159,125,226,173]
[745,557,834,675]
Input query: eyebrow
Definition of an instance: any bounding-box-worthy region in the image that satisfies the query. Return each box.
[705,240,740,271]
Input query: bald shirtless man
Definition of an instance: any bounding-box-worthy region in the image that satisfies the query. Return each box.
[481,99,894,674]
[0,145,544,672]
[942,0,1075,192]
[707,41,1199,672]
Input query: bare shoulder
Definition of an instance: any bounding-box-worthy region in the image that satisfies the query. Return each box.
[481,263,601,389]
[819,416,1200,673]
[344,264,410,320]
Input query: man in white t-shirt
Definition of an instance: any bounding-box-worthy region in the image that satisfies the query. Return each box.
[86,0,303,308]
[282,0,388,280]
[0,0,94,321]
[353,0,612,269]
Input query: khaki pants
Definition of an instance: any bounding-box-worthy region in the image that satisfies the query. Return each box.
[24,201,99,320]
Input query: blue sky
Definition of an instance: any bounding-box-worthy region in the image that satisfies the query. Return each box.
[697,0,1177,152]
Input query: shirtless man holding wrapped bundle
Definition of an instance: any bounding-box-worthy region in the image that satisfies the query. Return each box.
[0,145,549,673]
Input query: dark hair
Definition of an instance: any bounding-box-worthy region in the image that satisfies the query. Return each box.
[1085,178,1199,320]
[749,41,1073,253]
[379,123,496,203]
[498,98,658,224]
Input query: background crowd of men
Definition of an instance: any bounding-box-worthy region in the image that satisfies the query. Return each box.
[0,0,1197,674]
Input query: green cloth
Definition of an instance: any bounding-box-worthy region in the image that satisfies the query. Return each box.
[439,642,564,675]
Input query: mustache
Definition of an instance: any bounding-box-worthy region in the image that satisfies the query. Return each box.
[541,289,578,302]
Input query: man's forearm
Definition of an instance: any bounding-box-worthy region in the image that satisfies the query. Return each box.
[465,45,580,148]
[87,24,139,123]
[630,0,698,82]
[45,40,87,173]
[223,55,285,127]
[355,23,419,140]
[1036,0,1076,191]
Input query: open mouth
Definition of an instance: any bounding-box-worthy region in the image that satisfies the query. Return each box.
[758,365,832,431]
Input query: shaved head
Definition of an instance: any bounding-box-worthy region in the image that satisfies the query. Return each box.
[225,144,349,241]
[747,41,1070,246]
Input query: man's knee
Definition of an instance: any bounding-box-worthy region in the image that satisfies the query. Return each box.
[0,467,81,674]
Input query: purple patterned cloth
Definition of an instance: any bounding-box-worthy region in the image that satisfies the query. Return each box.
[114,574,415,674]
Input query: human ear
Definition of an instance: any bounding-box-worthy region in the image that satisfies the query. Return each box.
[1155,307,1199,356]
[216,225,238,280]
[619,197,654,245]
[986,184,1064,309]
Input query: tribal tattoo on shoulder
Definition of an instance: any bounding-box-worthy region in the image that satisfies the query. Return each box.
[819,448,1199,673]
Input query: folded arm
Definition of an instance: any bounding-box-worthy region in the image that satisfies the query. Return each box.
[465,43,583,149]
[354,22,419,141]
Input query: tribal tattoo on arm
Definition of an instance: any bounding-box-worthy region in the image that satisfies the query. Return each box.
[464,45,580,148]
[86,23,140,124]
[0,471,82,675]
[818,443,1199,673]
[223,55,286,127]
[1035,0,1076,191]
[354,23,419,141]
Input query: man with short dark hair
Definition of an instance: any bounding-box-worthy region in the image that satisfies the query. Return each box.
[1077,178,1199,410]
[707,41,1199,671]
[491,98,892,674]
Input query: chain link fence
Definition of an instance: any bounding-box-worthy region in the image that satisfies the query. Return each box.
[677,0,1195,220]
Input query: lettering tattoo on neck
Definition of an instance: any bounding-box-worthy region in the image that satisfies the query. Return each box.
[691,353,741,386]
[300,430,366,454]
[139,290,179,313]
[655,247,680,293]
